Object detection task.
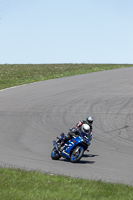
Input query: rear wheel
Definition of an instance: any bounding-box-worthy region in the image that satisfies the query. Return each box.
[70,146,84,163]
[51,148,61,160]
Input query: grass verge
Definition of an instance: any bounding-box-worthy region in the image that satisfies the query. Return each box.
[0,64,133,90]
[0,167,133,200]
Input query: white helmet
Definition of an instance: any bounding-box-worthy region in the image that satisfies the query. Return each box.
[81,124,90,133]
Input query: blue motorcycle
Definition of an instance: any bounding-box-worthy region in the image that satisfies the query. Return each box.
[51,131,91,163]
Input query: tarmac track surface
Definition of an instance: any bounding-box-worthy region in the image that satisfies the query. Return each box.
[0,68,133,186]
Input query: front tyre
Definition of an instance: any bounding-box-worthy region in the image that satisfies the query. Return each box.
[70,146,84,163]
[51,148,61,160]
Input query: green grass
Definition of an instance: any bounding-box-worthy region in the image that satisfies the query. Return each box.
[0,64,133,199]
[0,64,133,90]
[0,167,133,200]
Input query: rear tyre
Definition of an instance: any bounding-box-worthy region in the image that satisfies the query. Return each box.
[70,146,84,163]
[51,148,61,160]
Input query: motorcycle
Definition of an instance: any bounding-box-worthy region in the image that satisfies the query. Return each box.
[51,131,91,163]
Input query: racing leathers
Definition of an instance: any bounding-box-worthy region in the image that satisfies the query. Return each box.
[73,120,93,136]
[58,124,92,151]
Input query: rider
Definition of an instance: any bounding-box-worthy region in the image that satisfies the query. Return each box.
[72,116,93,135]
[57,116,93,151]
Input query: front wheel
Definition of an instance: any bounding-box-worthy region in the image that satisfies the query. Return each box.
[51,148,61,160]
[70,146,84,163]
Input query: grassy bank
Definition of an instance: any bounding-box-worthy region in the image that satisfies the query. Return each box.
[0,167,133,200]
[0,64,133,90]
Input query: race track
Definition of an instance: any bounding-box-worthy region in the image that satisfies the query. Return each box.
[0,68,133,186]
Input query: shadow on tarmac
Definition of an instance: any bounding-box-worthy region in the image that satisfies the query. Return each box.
[59,154,99,164]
